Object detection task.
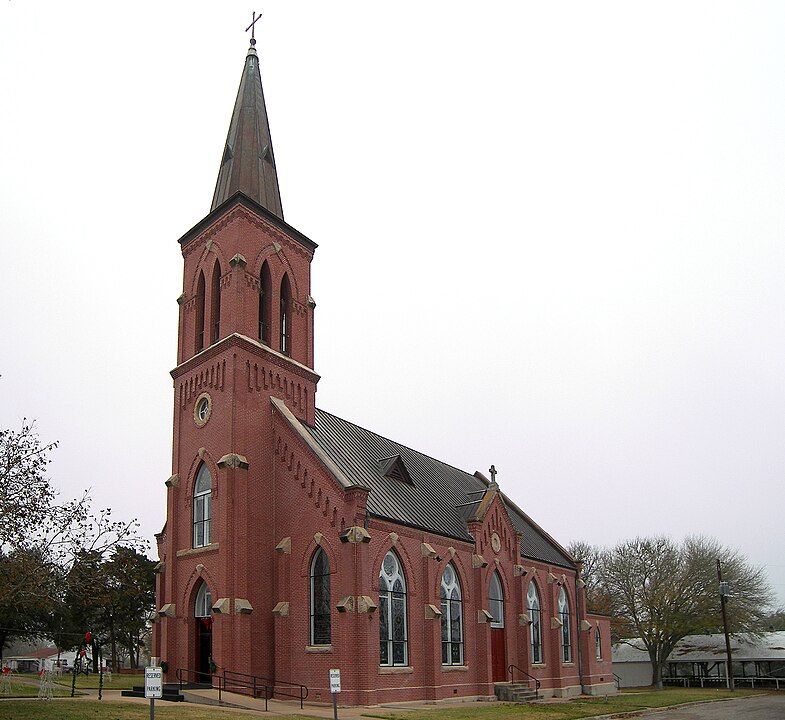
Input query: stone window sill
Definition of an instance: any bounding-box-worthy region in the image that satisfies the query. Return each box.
[305,645,333,654]
[177,543,219,558]
[441,665,469,672]
[379,666,414,675]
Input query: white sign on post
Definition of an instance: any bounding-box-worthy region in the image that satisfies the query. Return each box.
[145,667,163,699]
[329,668,341,694]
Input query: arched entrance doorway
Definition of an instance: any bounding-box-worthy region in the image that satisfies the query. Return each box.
[489,571,506,682]
[194,582,213,681]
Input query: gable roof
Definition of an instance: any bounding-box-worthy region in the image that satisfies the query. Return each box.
[302,407,575,569]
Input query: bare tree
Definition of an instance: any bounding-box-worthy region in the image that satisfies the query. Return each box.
[598,535,773,688]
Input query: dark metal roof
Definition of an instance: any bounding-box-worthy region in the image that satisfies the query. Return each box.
[305,408,575,569]
[211,41,283,218]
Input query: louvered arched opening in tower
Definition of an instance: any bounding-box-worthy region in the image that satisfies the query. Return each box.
[195,271,206,354]
[210,261,221,344]
[280,274,291,356]
[259,261,272,346]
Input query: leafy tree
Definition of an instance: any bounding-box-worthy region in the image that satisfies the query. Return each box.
[0,421,147,657]
[760,608,785,632]
[572,536,773,689]
[62,548,156,669]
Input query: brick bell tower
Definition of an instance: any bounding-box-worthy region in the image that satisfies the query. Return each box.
[154,33,319,680]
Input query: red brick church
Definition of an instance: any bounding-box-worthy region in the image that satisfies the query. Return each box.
[153,31,614,705]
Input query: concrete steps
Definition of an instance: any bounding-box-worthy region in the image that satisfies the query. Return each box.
[494,682,538,703]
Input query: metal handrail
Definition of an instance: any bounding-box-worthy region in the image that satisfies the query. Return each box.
[223,668,309,709]
[507,663,540,699]
[613,672,621,689]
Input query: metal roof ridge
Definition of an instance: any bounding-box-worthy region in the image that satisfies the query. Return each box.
[313,407,484,484]
[271,398,354,490]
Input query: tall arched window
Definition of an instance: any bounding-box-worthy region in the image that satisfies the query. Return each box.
[379,550,407,666]
[280,274,291,356]
[489,571,504,628]
[440,563,463,665]
[195,581,212,617]
[259,261,272,346]
[210,261,221,344]
[527,581,543,664]
[595,623,602,659]
[310,547,331,645]
[195,271,206,353]
[193,464,212,548]
[558,587,572,663]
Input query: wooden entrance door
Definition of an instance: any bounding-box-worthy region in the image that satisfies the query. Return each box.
[491,627,506,682]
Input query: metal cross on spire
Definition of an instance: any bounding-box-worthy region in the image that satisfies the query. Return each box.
[246,11,262,44]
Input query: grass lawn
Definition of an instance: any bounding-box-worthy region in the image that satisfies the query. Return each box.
[0,687,765,720]
[16,671,144,690]
[0,699,304,719]
[1,679,72,698]
[368,688,764,720]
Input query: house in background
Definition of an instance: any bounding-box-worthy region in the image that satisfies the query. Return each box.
[613,632,785,689]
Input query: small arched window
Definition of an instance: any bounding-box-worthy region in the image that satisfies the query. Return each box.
[210,261,221,344]
[280,274,291,356]
[194,581,212,617]
[527,581,543,664]
[489,571,504,628]
[440,563,463,665]
[558,587,572,663]
[379,550,407,666]
[259,261,272,346]
[310,547,331,645]
[195,271,206,353]
[193,464,212,548]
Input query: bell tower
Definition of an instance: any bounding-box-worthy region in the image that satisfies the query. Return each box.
[155,32,320,680]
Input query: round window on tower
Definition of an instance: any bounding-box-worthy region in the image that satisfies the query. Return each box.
[194,392,212,428]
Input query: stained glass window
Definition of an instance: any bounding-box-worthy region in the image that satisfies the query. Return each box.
[527,581,543,664]
[379,550,407,666]
[489,571,504,628]
[195,581,212,617]
[595,623,602,659]
[310,547,331,645]
[193,464,212,548]
[558,587,572,663]
[440,563,463,665]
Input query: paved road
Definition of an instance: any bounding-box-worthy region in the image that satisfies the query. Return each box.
[629,695,785,719]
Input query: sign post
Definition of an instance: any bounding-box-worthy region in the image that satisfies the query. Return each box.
[145,665,163,720]
[329,668,341,720]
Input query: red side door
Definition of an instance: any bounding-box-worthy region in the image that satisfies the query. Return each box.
[491,627,506,682]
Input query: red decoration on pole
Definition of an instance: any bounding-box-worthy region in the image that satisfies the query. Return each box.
[85,631,92,643]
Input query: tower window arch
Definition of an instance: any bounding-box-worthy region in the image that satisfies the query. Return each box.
[210,261,221,344]
[489,570,504,628]
[193,463,212,548]
[440,563,463,665]
[558,587,572,663]
[310,547,331,645]
[195,271,206,353]
[527,581,543,664]
[280,274,291,356]
[379,550,408,666]
[194,581,212,617]
[259,261,272,346]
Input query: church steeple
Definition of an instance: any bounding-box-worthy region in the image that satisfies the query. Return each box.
[211,37,283,218]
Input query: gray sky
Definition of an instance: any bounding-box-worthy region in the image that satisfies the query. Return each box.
[2,1,784,609]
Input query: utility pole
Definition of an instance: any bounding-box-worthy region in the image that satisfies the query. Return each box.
[717,559,735,691]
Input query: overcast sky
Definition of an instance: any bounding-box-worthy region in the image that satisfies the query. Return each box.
[2,1,784,609]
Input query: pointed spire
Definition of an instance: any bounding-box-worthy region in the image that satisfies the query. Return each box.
[211,37,283,218]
